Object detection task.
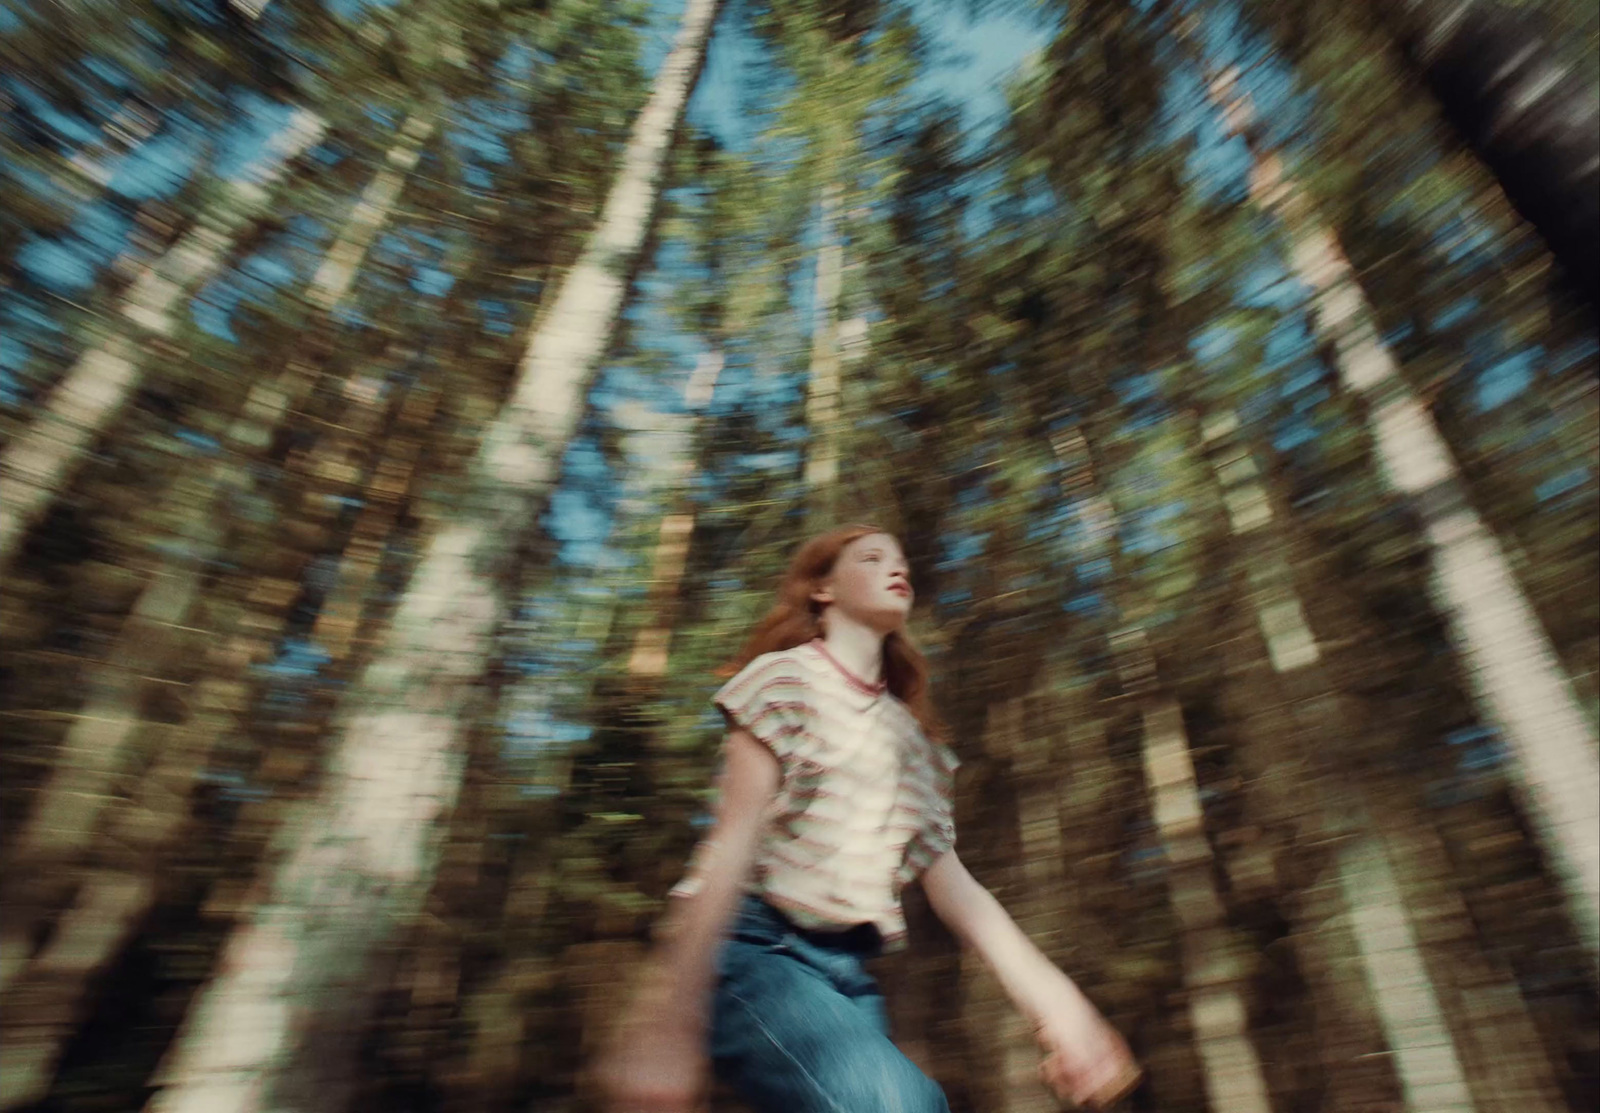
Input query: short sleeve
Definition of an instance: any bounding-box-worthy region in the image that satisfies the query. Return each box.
[713,652,818,768]
[901,737,960,879]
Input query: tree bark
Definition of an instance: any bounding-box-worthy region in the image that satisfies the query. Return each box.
[1203,59,1600,974]
[142,5,721,1108]
[1051,427,1276,1113]
[0,107,326,571]
[805,181,845,521]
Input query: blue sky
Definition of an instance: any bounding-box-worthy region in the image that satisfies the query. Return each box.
[2,0,1580,575]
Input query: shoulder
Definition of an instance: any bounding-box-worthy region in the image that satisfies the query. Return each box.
[717,647,821,704]
[729,646,816,683]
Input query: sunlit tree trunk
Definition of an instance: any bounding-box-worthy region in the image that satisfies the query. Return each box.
[1051,426,1275,1113]
[959,697,1073,1113]
[1202,407,1571,1110]
[0,120,435,1110]
[142,5,720,1108]
[805,181,845,522]
[1203,60,1600,973]
[5,113,432,868]
[627,350,724,678]
[0,107,325,571]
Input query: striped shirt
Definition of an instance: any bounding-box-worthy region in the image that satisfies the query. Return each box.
[670,641,959,950]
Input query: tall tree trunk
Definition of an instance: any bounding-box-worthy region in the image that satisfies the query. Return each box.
[142,5,720,1108]
[0,122,438,1104]
[1366,0,1599,312]
[1051,426,1276,1113]
[1197,410,1568,1112]
[627,350,724,678]
[5,113,432,872]
[1201,56,1600,973]
[0,106,326,571]
[804,181,845,522]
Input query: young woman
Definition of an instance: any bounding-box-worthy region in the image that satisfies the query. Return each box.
[597,525,1140,1112]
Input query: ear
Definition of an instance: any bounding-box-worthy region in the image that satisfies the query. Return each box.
[810,585,833,607]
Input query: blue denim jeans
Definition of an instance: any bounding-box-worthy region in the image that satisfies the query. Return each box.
[709,895,951,1113]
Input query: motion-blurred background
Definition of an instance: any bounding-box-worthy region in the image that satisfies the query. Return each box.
[1,0,1596,1110]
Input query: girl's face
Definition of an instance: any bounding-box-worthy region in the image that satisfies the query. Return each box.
[814,532,913,633]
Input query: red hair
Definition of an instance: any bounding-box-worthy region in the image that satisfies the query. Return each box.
[721,524,944,740]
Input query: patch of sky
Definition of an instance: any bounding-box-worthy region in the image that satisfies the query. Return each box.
[0,333,25,372]
[636,0,705,87]
[1431,295,1477,333]
[212,91,300,181]
[1439,214,1498,267]
[1280,361,1324,397]
[1117,372,1160,405]
[109,123,204,200]
[6,163,61,204]
[327,0,399,22]
[5,77,101,146]
[1383,320,1415,347]
[80,55,130,91]
[477,298,513,336]
[1239,260,1303,312]
[256,636,331,680]
[241,253,298,291]
[1290,383,1330,414]
[173,428,223,455]
[1167,64,1250,206]
[192,278,245,341]
[15,206,124,294]
[496,41,534,84]
[1192,320,1237,366]
[1274,418,1318,452]
[1474,348,1535,412]
[0,5,20,31]
[945,532,990,567]
[411,265,455,298]
[1536,467,1591,504]
[908,0,1054,152]
[1065,591,1103,615]
[1077,557,1113,584]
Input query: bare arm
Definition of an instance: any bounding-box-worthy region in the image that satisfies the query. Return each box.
[596,728,778,1111]
[636,726,779,1018]
[922,850,1140,1109]
[921,850,1089,1026]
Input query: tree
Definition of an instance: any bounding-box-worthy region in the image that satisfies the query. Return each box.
[1198,50,1600,971]
[142,4,721,1107]
[0,107,326,570]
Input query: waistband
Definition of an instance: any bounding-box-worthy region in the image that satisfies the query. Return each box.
[737,893,883,958]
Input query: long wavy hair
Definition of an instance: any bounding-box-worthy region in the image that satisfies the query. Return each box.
[721,524,944,740]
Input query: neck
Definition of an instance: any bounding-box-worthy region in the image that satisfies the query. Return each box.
[819,612,888,686]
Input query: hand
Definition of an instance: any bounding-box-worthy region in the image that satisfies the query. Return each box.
[1033,996,1142,1110]
[592,988,710,1113]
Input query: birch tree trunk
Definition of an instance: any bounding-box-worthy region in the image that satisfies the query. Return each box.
[5,113,432,872]
[0,120,436,1110]
[1203,61,1600,973]
[1050,427,1275,1113]
[627,350,724,678]
[1197,410,1566,1112]
[0,106,325,571]
[143,5,720,1108]
[804,181,845,522]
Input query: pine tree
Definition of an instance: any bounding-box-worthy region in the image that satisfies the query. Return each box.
[142,4,721,1107]
[1196,42,1600,970]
